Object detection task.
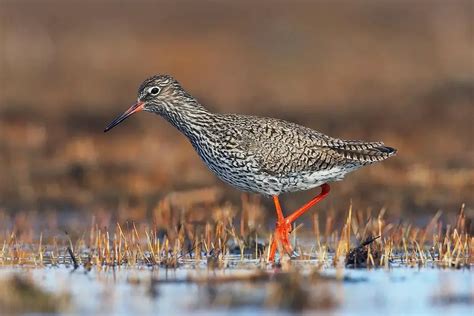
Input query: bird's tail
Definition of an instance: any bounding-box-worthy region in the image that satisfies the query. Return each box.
[331,141,397,163]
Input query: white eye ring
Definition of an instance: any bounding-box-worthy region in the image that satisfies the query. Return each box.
[148,86,161,95]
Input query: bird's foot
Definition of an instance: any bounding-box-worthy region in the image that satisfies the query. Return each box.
[269,219,294,261]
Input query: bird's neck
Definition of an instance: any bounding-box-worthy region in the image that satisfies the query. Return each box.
[158,101,214,141]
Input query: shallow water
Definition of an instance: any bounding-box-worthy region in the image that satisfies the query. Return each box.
[0,263,472,316]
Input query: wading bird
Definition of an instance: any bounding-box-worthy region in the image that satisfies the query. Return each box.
[104,75,396,261]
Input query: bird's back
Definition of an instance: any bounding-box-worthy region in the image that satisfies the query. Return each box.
[190,114,396,196]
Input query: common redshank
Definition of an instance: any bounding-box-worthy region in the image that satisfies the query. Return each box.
[104,74,396,261]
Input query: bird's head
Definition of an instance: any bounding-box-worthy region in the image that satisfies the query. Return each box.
[104,74,190,132]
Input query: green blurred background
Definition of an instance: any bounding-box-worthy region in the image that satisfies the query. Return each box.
[0,0,472,221]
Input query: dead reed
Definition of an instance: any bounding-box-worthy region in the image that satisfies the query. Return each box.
[0,199,471,270]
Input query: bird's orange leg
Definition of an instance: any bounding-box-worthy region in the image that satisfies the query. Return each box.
[269,183,331,261]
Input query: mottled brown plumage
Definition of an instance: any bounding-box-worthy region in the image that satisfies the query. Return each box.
[106,74,395,196]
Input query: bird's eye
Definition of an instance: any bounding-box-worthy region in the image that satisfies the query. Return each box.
[148,86,161,95]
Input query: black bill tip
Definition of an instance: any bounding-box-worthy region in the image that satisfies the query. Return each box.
[103,102,144,133]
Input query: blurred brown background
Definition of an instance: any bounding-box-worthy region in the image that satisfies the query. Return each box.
[0,0,472,221]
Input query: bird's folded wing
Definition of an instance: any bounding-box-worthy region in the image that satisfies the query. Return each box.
[239,122,395,176]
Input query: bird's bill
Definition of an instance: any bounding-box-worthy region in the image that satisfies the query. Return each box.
[104,101,145,132]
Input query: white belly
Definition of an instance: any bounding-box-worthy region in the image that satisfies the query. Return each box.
[257,165,361,195]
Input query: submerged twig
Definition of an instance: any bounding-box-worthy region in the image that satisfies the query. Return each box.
[66,247,79,270]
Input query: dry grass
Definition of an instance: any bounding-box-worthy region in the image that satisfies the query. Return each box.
[0,201,471,270]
